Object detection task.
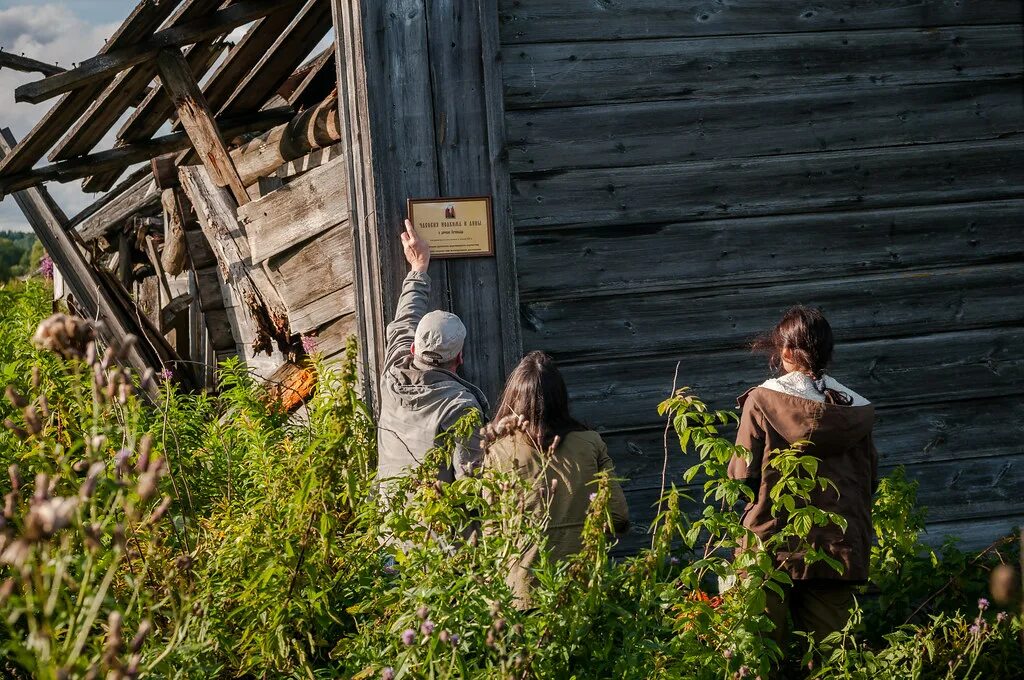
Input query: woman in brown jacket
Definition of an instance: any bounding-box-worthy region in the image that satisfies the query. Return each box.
[728,307,878,649]
[483,351,629,608]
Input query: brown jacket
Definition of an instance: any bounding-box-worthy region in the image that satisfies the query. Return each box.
[728,382,878,582]
[484,430,630,606]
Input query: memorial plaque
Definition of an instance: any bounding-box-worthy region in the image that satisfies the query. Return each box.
[406,196,494,258]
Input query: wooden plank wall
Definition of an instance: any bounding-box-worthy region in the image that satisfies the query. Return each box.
[496,0,1024,553]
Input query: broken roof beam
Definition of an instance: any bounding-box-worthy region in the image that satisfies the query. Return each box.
[0,109,292,196]
[286,48,336,109]
[0,51,64,77]
[219,0,333,118]
[50,33,230,162]
[0,0,181,177]
[1,127,184,392]
[156,47,251,206]
[231,94,340,186]
[14,0,304,106]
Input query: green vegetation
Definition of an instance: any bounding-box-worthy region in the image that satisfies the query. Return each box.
[0,231,43,282]
[0,281,1021,679]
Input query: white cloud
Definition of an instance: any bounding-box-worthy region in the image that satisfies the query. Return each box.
[0,3,123,231]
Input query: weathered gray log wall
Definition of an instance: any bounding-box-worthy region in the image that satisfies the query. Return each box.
[497,0,1024,553]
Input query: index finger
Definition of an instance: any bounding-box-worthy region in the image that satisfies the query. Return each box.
[404,218,417,236]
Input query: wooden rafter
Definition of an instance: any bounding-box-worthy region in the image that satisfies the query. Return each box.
[14,0,303,106]
[0,0,181,177]
[0,109,292,196]
[0,51,64,77]
[156,48,250,206]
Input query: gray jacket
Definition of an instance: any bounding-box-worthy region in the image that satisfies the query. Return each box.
[377,271,488,484]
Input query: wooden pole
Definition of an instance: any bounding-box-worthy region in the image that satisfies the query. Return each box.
[160,188,189,276]
[156,48,250,206]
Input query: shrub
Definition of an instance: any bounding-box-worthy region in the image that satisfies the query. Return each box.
[0,288,1021,679]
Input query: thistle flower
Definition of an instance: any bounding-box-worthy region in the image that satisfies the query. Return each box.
[381,668,395,680]
[977,597,989,611]
[421,620,435,636]
[723,648,733,660]
[997,611,1008,624]
[416,604,429,620]
[38,255,53,280]
[969,623,980,635]
[450,633,460,646]
[401,628,416,646]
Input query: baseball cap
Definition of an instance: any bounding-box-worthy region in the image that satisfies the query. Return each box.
[413,311,466,366]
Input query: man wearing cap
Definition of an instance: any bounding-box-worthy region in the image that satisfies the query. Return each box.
[376,219,488,486]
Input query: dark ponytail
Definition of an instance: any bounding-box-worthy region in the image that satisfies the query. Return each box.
[753,306,852,405]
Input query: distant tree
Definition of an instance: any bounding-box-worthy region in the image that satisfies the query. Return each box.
[0,231,43,282]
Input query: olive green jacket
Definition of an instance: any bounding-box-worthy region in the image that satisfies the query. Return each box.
[484,430,629,607]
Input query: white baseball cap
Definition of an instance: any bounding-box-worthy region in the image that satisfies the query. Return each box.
[414,311,466,366]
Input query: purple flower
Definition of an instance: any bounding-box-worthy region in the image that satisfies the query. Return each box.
[723,648,733,660]
[667,556,681,566]
[978,597,990,611]
[738,666,750,678]
[997,612,1009,624]
[158,368,173,381]
[381,668,395,680]
[969,623,980,635]
[450,633,460,646]
[401,628,416,646]
[38,256,53,280]
[421,620,435,635]
[301,335,319,354]
[588,492,597,503]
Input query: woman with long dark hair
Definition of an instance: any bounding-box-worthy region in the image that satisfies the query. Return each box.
[483,351,629,607]
[729,306,878,650]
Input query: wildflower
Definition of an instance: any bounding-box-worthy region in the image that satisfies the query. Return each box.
[4,386,27,409]
[969,623,980,635]
[588,492,597,503]
[32,314,95,360]
[104,611,123,665]
[493,618,506,633]
[723,648,733,660]
[130,620,152,653]
[158,368,173,381]
[668,555,681,566]
[381,668,395,680]
[439,630,449,644]
[114,449,132,476]
[421,620,435,636]
[401,628,416,646]
[24,496,77,539]
[450,633,460,646]
[79,462,105,500]
[136,471,158,502]
[38,256,53,280]
[977,597,989,611]
[301,335,319,354]
[738,667,750,678]
[997,611,1008,624]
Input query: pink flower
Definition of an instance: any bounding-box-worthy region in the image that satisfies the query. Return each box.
[421,620,435,635]
[969,623,980,635]
[588,492,597,503]
[158,368,173,381]
[978,597,990,611]
[401,628,416,646]
[997,612,1009,624]
[38,256,53,280]
[381,668,395,680]
[301,335,319,354]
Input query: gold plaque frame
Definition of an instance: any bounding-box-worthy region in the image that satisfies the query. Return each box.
[406,196,495,259]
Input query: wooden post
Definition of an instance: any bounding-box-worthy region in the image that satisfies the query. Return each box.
[330,0,522,408]
[160,188,189,275]
[156,47,250,206]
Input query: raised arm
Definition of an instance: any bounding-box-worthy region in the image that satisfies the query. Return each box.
[384,220,433,367]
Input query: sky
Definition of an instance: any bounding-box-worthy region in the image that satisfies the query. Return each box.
[0,1,140,231]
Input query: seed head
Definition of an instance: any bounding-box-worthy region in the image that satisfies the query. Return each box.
[5,386,27,409]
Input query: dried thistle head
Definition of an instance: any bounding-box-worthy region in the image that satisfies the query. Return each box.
[32,314,96,361]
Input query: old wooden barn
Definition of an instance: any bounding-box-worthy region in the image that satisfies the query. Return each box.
[1,0,1022,553]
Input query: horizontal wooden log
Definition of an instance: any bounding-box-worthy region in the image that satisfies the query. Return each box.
[67,166,151,229]
[231,95,341,186]
[498,0,1023,44]
[524,263,1024,362]
[515,199,1024,298]
[237,155,348,264]
[503,25,1022,109]
[507,79,1024,173]
[275,143,344,181]
[265,223,354,333]
[310,312,359,360]
[0,109,293,197]
[286,285,355,335]
[604,396,1024,489]
[614,453,1024,555]
[510,137,1024,230]
[0,0,179,177]
[14,0,304,105]
[559,327,1024,432]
